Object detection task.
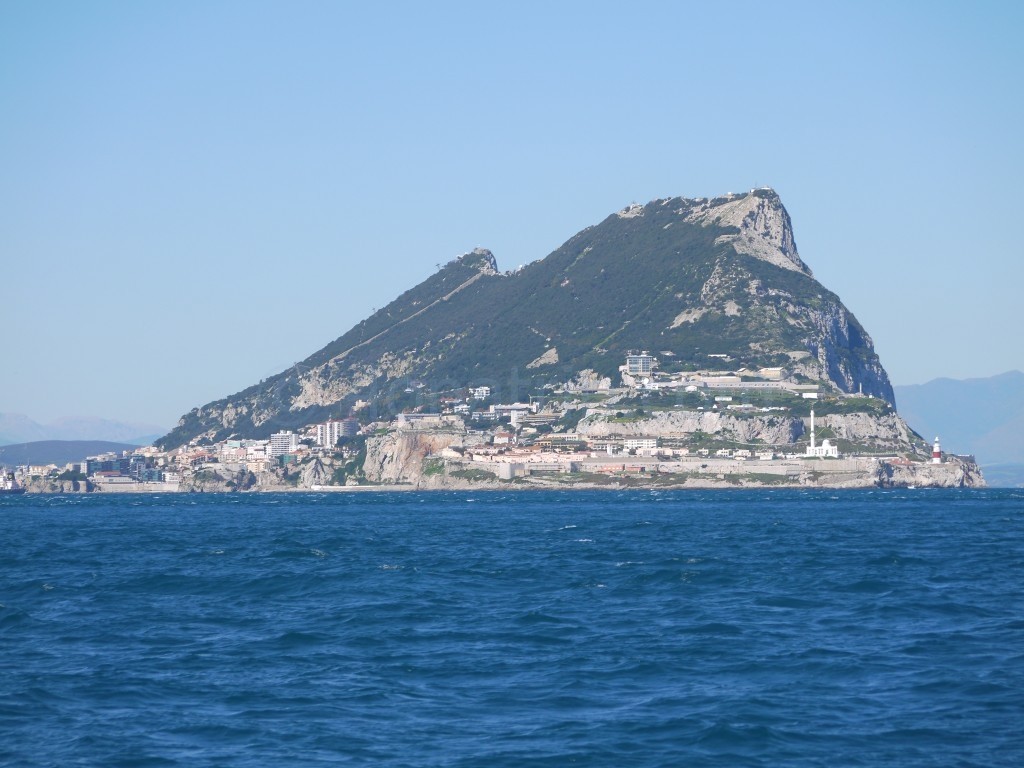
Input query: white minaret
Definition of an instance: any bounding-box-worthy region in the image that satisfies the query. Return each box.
[932,437,942,464]
[810,406,816,450]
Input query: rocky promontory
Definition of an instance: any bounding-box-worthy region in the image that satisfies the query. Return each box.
[158,188,895,449]
[61,186,979,493]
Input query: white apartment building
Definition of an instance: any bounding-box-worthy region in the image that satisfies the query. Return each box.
[623,438,658,451]
[269,431,299,457]
[625,352,655,376]
[317,420,348,448]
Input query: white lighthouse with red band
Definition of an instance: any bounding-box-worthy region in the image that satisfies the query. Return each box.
[932,437,942,464]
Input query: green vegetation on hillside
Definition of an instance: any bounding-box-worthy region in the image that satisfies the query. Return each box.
[159,193,895,448]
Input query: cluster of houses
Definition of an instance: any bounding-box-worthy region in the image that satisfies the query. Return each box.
[9,383,556,488]
[8,416,365,489]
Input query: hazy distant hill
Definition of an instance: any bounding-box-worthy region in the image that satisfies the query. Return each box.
[161,189,893,449]
[894,371,1024,486]
[0,440,141,468]
[0,413,164,447]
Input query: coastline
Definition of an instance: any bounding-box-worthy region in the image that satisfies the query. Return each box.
[14,454,980,494]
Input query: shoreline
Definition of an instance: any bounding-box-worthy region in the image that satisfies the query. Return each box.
[14,454,984,494]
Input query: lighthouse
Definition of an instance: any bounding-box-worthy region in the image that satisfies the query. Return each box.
[932,437,942,464]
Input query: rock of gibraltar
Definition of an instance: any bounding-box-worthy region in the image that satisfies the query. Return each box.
[149,188,982,491]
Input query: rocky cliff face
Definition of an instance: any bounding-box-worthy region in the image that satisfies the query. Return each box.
[572,408,926,455]
[677,190,808,274]
[876,457,986,488]
[299,458,331,487]
[818,412,922,453]
[22,477,92,493]
[575,410,803,445]
[798,305,891,400]
[363,429,466,485]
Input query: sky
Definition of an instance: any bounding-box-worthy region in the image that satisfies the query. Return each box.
[1,1,1022,429]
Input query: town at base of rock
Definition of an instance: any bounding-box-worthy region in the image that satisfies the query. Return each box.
[10,351,983,492]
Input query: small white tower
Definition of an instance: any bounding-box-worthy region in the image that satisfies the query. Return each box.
[805,405,839,458]
[932,437,942,464]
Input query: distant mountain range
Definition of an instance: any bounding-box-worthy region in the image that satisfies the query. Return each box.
[0,413,165,447]
[0,440,143,468]
[894,371,1024,486]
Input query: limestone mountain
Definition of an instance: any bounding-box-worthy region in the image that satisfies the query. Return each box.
[159,188,893,449]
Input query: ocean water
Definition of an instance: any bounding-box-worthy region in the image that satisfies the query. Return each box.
[1,489,1022,767]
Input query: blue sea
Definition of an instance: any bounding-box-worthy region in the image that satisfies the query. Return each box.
[2,489,1023,767]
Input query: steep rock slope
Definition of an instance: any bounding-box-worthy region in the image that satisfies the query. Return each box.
[160,189,892,448]
[575,410,804,445]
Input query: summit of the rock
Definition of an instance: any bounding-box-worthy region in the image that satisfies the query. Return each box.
[457,248,500,275]
[644,188,809,275]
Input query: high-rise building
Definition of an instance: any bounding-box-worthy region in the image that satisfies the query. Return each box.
[625,352,655,376]
[269,431,299,457]
[317,419,360,447]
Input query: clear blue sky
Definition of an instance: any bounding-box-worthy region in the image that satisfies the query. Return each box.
[2,1,1021,428]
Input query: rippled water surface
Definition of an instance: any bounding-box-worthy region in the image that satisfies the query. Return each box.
[2,489,1023,766]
